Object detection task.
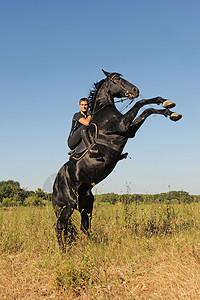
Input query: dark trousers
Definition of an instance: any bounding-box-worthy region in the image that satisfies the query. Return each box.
[67,125,87,150]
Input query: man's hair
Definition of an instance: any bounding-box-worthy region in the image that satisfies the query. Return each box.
[79,98,89,105]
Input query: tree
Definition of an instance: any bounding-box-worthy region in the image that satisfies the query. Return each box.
[0,180,21,202]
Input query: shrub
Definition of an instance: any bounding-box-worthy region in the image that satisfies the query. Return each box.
[24,196,44,206]
[2,197,12,207]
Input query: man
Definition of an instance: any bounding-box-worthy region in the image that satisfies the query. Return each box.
[67,98,98,156]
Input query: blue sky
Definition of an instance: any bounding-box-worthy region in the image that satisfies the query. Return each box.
[0,0,199,195]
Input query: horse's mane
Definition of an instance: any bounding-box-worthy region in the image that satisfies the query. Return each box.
[88,72,122,112]
[88,79,105,111]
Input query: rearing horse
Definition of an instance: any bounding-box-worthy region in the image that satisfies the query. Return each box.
[52,70,182,249]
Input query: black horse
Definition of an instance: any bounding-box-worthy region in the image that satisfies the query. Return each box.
[52,70,182,249]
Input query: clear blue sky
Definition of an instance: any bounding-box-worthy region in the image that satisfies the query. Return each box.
[0,0,199,195]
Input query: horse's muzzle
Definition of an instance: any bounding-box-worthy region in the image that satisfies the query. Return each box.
[126,92,138,99]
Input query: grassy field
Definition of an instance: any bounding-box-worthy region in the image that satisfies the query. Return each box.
[1,201,200,299]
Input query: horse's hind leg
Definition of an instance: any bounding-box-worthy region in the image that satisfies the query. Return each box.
[55,205,76,251]
[78,185,94,235]
[52,163,78,250]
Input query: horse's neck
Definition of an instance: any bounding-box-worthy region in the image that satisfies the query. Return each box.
[93,85,113,111]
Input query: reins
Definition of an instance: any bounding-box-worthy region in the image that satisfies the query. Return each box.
[95,138,122,152]
[90,97,132,116]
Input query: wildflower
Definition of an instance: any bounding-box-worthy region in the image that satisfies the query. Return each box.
[107,285,111,290]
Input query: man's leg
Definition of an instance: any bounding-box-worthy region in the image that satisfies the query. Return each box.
[67,127,82,150]
[81,126,98,156]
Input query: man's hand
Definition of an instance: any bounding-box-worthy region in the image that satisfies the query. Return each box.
[79,115,91,126]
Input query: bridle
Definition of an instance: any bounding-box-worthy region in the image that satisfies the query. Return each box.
[90,74,137,115]
[110,74,137,100]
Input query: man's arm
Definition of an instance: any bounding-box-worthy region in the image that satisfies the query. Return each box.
[78,115,91,126]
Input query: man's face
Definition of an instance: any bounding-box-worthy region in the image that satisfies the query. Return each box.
[79,101,88,114]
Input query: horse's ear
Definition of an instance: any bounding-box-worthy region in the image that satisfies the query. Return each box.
[102,69,110,77]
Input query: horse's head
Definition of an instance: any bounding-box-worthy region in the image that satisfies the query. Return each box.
[102,70,139,100]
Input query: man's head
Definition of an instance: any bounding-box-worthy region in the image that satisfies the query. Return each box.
[79,98,89,114]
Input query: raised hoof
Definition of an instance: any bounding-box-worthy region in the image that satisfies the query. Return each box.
[170,113,182,122]
[163,100,176,109]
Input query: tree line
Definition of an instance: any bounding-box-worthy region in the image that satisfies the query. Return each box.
[95,191,200,204]
[0,180,51,207]
[0,180,199,207]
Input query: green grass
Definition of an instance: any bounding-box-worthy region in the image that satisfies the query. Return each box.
[1,201,200,299]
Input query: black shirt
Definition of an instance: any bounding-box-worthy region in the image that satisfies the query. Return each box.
[69,112,87,135]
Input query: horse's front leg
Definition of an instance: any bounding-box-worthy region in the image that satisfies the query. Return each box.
[119,97,176,132]
[127,108,182,137]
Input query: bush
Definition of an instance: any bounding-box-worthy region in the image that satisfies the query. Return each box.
[24,196,44,206]
[1,197,21,207]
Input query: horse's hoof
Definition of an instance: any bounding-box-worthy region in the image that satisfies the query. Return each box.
[163,100,176,109]
[170,113,182,121]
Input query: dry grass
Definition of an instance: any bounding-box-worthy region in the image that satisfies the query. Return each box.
[0,202,200,299]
